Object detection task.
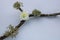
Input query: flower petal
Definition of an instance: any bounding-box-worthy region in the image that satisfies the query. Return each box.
[20,11,29,20]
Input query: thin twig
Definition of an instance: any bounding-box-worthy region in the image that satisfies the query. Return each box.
[29,13,60,17]
[0,20,25,40]
[18,8,23,12]
[0,8,24,40]
[0,7,60,40]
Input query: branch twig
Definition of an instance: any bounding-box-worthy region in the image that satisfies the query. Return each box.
[29,13,60,17]
[18,8,23,12]
[0,1,60,40]
[0,20,25,40]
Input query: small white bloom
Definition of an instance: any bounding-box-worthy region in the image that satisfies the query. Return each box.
[20,11,29,20]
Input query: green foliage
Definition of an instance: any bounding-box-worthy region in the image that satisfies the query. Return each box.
[13,1,23,9]
[32,9,41,16]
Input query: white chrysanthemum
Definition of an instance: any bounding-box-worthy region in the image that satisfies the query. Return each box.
[20,11,29,20]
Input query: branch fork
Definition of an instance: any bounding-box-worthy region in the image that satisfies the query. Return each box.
[0,1,60,40]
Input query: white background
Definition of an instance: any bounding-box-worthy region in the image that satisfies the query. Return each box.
[0,0,60,40]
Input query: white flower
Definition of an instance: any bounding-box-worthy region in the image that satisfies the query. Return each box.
[20,11,29,20]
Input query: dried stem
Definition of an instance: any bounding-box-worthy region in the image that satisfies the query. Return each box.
[29,13,60,17]
[0,7,24,40]
[0,7,60,40]
[0,20,25,40]
[18,8,23,12]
